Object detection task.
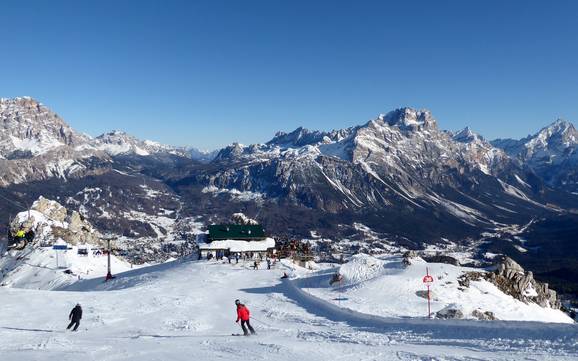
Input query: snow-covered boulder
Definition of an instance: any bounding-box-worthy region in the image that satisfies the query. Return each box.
[338,254,386,286]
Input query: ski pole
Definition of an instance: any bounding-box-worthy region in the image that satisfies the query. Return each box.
[250,317,273,328]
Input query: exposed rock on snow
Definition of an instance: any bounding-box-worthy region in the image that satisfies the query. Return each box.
[402,250,421,266]
[9,196,102,246]
[230,212,259,225]
[422,254,460,266]
[472,309,497,320]
[435,304,465,319]
[487,257,561,309]
[458,271,484,288]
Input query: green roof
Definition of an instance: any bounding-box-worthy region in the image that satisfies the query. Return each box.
[208,224,266,241]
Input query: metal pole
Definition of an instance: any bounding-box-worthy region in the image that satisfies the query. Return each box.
[105,239,113,281]
[426,267,431,319]
[426,267,430,319]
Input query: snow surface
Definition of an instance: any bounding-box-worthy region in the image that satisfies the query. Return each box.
[0,244,137,289]
[1,255,576,360]
[296,255,572,324]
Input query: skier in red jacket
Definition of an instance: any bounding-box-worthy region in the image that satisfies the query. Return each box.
[235,299,256,336]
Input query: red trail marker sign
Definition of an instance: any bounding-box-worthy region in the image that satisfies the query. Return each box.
[423,267,434,318]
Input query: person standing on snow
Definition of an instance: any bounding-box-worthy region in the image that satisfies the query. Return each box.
[235,299,255,336]
[67,303,83,331]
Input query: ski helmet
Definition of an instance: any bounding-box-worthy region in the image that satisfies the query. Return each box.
[234,299,240,305]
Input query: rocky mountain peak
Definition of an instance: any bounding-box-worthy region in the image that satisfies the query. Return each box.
[0,97,88,159]
[378,108,437,131]
[213,142,247,161]
[532,119,577,144]
[92,130,188,157]
[453,126,484,143]
[268,126,329,148]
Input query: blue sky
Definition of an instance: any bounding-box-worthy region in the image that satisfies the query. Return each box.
[1,1,577,149]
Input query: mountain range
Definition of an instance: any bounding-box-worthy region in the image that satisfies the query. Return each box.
[1,96,577,295]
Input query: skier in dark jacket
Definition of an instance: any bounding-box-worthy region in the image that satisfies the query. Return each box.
[235,299,255,336]
[67,303,82,331]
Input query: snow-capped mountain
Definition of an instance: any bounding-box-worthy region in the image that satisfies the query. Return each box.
[0,97,191,160]
[89,130,188,157]
[0,97,89,159]
[492,119,578,191]
[200,108,534,235]
[188,147,219,163]
[492,119,578,161]
[0,97,195,186]
[2,97,578,299]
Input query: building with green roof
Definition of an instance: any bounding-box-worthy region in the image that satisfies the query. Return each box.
[207,224,266,242]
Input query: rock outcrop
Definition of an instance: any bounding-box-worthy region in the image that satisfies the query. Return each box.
[435,304,464,319]
[402,250,419,266]
[471,309,497,321]
[231,212,259,225]
[486,257,561,309]
[9,196,102,247]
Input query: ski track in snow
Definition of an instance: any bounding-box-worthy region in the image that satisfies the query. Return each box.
[0,259,576,361]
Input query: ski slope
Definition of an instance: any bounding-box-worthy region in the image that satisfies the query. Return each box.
[0,245,137,289]
[0,258,577,361]
[293,254,572,323]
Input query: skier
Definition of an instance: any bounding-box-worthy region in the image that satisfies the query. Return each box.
[234,299,255,336]
[266,258,271,270]
[253,260,258,270]
[67,303,82,331]
[15,226,25,240]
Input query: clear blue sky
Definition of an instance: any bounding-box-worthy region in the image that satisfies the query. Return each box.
[1,1,577,149]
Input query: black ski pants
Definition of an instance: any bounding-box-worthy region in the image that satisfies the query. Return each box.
[67,319,80,331]
[240,320,255,335]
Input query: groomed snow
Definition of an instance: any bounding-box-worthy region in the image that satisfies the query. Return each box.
[295,255,572,324]
[0,256,576,360]
[0,244,137,290]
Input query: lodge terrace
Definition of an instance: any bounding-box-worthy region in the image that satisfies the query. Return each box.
[198,224,276,260]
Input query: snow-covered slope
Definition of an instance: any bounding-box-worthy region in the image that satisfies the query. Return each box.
[0,244,135,289]
[1,258,576,361]
[293,254,572,323]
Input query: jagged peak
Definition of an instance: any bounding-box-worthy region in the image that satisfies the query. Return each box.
[267,126,329,147]
[97,130,135,139]
[539,118,576,135]
[0,96,40,104]
[453,126,484,143]
[377,107,437,131]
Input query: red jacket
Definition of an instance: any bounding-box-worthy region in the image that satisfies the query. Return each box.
[236,305,250,321]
